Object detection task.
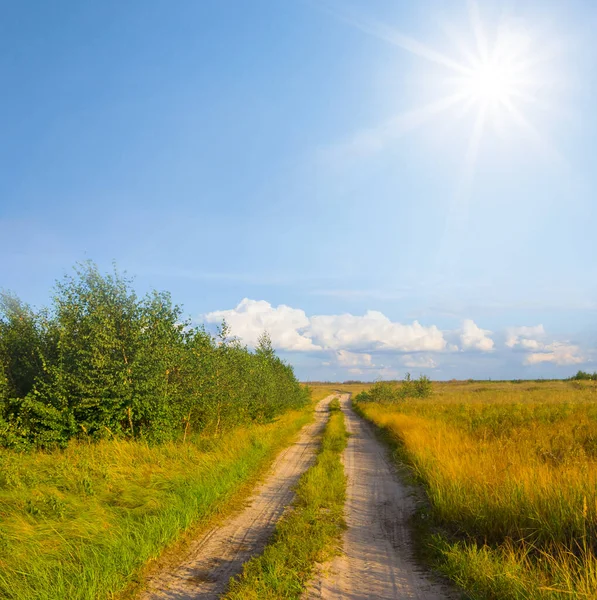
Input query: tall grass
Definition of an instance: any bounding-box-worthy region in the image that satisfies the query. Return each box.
[224,400,347,599]
[0,408,312,600]
[356,380,597,599]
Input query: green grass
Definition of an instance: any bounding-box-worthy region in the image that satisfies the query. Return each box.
[0,408,312,600]
[224,401,348,599]
[328,397,341,411]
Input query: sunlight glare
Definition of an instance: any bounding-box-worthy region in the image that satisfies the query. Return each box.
[466,61,515,104]
[325,0,565,167]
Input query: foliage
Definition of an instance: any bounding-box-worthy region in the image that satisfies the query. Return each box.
[0,262,308,448]
[224,402,347,599]
[354,373,432,403]
[357,380,597,599]
[570,370,597,381]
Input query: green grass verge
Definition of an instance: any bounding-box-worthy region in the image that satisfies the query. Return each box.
[0,408,312,600]
[223,401,347,599]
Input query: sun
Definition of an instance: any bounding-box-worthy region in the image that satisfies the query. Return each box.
[326,0,565,169]
[465,60,516,105]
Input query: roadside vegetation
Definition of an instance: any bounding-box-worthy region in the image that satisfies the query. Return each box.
[0,261,311,599]
[354,374,432,402]
[224,398,348,599]
[0,261,308,448]
[355,378,597,599]
[0,409,311,600]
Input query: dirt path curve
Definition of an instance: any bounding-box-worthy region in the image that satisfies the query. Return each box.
[141,395,334,600]
[306,394,452,600]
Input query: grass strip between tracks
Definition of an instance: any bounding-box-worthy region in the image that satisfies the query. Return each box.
[224,397,347,599]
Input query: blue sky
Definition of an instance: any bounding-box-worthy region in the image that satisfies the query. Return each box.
[1,0,596,380]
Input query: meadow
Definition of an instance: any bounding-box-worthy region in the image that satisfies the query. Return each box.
[0,262,325,599]
[0,386,335,600]
[0,407,315,600]
[350,379,597,599]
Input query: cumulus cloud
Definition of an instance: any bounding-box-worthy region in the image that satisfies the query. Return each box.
[459,319,494,352]
[401,354,437,369]
[505,325,546,348]
[204,299,591,376]
[204,298,320,351]
[336,350,373,367]
[309,311,447,352]
[505,324,585,366]
[524,343,585,366]
[206,300,449,355]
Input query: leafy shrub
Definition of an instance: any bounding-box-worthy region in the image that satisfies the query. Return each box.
[354,390,371,402]
[354,374,433,403]
[413,374,433,398]
[0,262,308,449]
[569,370,597,381]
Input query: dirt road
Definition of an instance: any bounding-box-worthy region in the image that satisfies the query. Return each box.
[141,395,334,600]
[306,394,451,600]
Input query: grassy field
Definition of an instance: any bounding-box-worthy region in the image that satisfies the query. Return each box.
[306,384,338,403]
[0,404,318,600]
[353,379,597,599]
[224,397,347,599]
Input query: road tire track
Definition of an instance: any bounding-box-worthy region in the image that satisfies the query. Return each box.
[306,394,453,600]
[141,395,334,600]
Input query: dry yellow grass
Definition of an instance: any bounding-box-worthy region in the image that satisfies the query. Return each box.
[305,384,339,403]
[356,380,597,599]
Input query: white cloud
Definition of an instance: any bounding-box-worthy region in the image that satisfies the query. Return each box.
[401,354,437,369]
[460,319,494,352]
[206,301,448,355]
[204,298,320,351]
[524,343,585,366]
[203,298,592,376]
[309,311,447,352]
[505,325,585,366]
[336,350,373,367]
[519,338,542,350]
[505,325,546,348]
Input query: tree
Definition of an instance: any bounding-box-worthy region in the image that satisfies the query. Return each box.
[0,292,44,399]
[0,263,309,448]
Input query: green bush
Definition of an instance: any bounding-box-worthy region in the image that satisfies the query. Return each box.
[570,370,597,381]
[0,262,308,448]
[413,374,433,398]
[355,373,433,403]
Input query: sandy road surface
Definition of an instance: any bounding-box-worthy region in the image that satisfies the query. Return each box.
[141,395,334,600]
[306,394,451,600]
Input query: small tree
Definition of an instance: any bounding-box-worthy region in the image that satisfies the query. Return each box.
[400,372,415,398]
[413,374,433,398]
[0,292,44,399]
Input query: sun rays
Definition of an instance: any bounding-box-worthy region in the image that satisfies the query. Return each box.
[322,0,565,173]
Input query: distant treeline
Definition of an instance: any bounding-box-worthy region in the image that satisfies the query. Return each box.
[569,370,597,381]
[0,262,308,449]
